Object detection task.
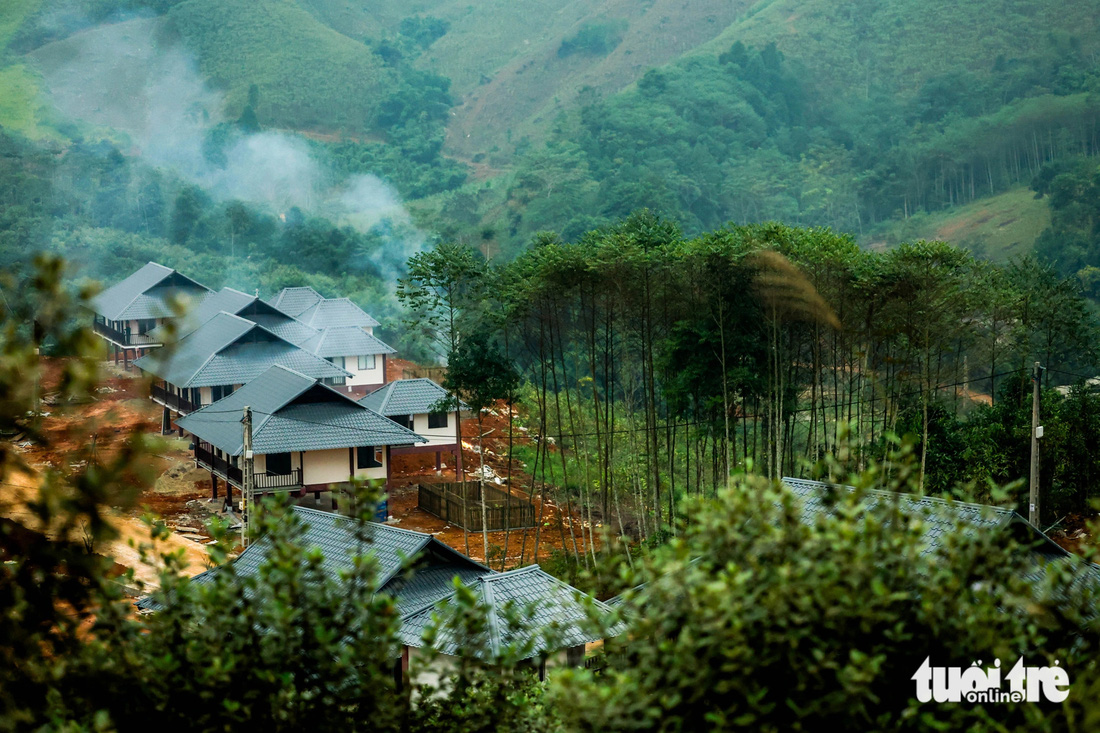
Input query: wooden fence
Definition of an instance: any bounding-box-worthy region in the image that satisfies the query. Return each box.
[417,482,536,532]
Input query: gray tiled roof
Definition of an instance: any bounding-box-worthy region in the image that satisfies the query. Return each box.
[137,505,492,612]
[249,314,318,346]
[163,288,319,346]
[133,312,348,388]
[386,563,489,617]
[90,262,210,321]
[304,326,396,358]
[177,364,426,455]
[269,286,324,318]
[781,477,1037,556]
[398,565,618,660]
[298,298,381,329]
[360,378,466,416]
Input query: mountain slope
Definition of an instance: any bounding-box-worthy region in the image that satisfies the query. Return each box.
[165,0,396,132]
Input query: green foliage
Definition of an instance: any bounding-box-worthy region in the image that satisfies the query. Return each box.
[397,241,487,358]
[0,264,549,730]
[443,328,520,414]
[398,15,449,49]
[555,456,1100,731]
[1032,157,1100,280]
[557,21,627,58]
[166,0,393,133]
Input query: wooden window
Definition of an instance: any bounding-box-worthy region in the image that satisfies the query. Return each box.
[357,446,382,469]
[357,354,375,370]
[391,414,413,430]
[266,452,292,475]
[327,356,345,369]
[428,411,448,429]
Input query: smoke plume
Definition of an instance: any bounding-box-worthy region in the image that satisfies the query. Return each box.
[32,16,425,280]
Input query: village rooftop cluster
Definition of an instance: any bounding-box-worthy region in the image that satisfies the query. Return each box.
[88,261,623,673]
[87,261,1100,675]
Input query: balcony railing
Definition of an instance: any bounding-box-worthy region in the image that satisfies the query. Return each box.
[195,442,303,492]
[93,320,161,347]
[151,383,199,415]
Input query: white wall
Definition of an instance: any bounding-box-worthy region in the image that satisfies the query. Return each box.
[411,412,458,447]
[341,353,386,387]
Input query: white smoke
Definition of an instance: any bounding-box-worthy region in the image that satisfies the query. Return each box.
[32,16,425,277]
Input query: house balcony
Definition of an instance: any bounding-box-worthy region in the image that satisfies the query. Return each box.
[194,442,304,493]
[151,383,199,415]
[93,320,161,348]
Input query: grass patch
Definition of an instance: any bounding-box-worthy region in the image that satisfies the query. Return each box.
[167,0,396,132]
[864,187,1050,262]
[0,63,61,141]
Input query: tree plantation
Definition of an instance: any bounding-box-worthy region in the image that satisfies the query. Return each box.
[399,214,1100,567]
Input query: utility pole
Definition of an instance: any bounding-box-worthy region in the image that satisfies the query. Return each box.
[1029,362,1044,527]
[242,405,255,548]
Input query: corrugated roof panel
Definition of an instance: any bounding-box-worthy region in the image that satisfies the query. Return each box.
[251,402,425,454]
[134,313,348,388]
[782,477,1014,556]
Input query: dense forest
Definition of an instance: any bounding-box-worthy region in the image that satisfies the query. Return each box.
[3,0,1100,269]
[401,215,1100,566]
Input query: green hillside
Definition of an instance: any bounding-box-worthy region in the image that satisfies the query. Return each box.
[864,186,1051,261]
[5,0,1100,264]
[701,0,1100,97]
[165,0,396,132]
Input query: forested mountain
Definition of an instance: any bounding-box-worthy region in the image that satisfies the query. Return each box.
[3,0,1100,292]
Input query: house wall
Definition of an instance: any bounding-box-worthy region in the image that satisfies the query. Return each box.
[342,353,386,387]
[411,412,458,446]
[298,446,387,486]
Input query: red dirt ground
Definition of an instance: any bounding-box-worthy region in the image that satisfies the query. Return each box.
[7,358,597,580]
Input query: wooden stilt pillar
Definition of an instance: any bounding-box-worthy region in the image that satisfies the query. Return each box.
[211,471,219,500]
[161,406,171,435]
[435,451,442,471]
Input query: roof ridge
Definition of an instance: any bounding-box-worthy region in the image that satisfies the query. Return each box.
[111,264,174,321]
[291,505,436,540]
[781,477,1017,518]
[480,574,503,658]
[482,564,541,581]
[179,313,257,387]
